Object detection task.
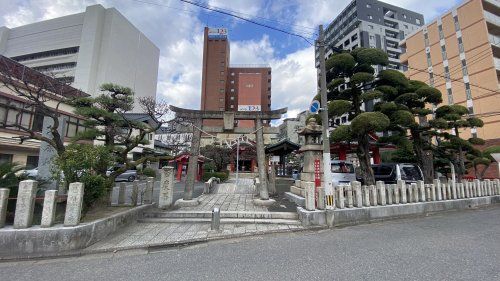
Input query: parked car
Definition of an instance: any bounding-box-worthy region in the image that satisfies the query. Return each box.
[362,163,424,184]
[20,167,38,178]
[106,166,137,182]
[331,160,356,186]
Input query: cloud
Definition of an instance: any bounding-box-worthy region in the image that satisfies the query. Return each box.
[207,0,265,18]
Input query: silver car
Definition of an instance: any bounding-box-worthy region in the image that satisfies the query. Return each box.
[331,160,356,186]
[106,168,137,182]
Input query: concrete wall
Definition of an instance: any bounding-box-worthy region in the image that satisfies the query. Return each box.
[0,204,153,260]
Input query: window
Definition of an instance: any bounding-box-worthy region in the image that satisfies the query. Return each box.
[231,80,234,84]
[231,72,235,76]
[426,53,432,66]
[441,46,447,60]
[0,154,13,165]
[230,105,234,109]
[368,25,374,30]
[429,72,434,85]
[230,96,235,100]
[368,15,373,20]
[458,37,464,53]
[472,132,478,138]
[438,25,444,40]
[465,83,472,99]
[468,107,474,114]
[219,98,224,102]
[366,4,371,8]
[220,80,225,84]
[416,18,421,25]
[403,14,407,19]
[444,66,450,81]
[11,47,79,62]
[404,24,408,29]
[453,16,460,31]
[231,89,235,92]
[26,156,38,169]
[447,88,454,104]
[219,89,224,93]
[220,71,224,76]
[462,60,468,76]
[424,32,429,46]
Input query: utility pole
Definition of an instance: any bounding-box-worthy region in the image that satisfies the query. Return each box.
[317,25,334,206]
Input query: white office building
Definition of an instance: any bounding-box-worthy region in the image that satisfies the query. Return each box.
[0,4,159,112]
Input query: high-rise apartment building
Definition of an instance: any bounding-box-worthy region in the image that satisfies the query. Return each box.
[400,0,500,142]
[320,0,424,71]
[0,4,159,112]
[200,27,271,128]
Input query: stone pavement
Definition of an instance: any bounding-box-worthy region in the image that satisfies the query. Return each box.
[85,222,307,253]
[179,194,268,212]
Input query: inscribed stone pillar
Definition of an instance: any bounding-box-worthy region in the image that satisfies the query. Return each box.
[346,184,354,208]
[387,184,394,205]
[363,186,370,207]
[485,180,491,196]
[317,187,325,210]
[255,118,270,200]
[425,185,431,201]
[41,190,57,228]
[464,181,470,198]
[475,180,481,197]
[430,184,436,201]
[394,183,400,204]
[407,183,414,203]
[184,118,202,201]
[131,180,139,206]
[369,185,377,206]
[446,182,452,199]
[337,185,345,209]
[409,183,417,203]
[377,181,386,206]
[0,188,9,228]
[417,180,425,202]
[459,183,465,198]
[353,181,363,208]
[144,177,154,204]
[451,181,458,199]
[13,180,38,229]
[268,163,277,195]
[118,182,126,205]
[398,180,407,204]
[434,179,442,201]
[159,167,174,209]
[64,182,84,227]
[37,116,66,190]
[441,180,447,200]
[495,179,500,195]
[304,182,316,211]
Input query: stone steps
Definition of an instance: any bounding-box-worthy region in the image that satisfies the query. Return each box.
[143,211,298,220]
[138,217,301,225]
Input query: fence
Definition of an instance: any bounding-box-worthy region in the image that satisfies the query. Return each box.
[321,179,500,210]
[0,180,84,229]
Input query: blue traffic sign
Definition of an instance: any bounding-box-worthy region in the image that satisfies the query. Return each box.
[310,100,320,114]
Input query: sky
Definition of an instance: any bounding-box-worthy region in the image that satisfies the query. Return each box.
[0,0,460,121]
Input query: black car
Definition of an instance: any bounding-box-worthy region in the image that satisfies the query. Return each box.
[357,163,424,184]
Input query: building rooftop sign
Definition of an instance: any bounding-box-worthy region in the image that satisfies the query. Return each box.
[208,28,228,39]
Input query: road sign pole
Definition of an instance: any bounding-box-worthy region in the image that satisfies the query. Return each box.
[317,25,334,208]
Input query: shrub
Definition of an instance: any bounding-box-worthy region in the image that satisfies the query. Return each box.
[80,174,109,211]
[142,167,157,178]
[202,171,228,182]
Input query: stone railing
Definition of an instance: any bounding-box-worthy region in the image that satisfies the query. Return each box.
[322,179,500,210]
[204,177,221,194]
[0,180,84,229]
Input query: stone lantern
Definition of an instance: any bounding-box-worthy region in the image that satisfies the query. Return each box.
[289,118,324,203]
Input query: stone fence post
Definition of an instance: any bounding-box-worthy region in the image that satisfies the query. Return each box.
[337,185,345,209]
[64,182,84,227]
[346,184,354,208]
[398,180,407,204]
[14,180,38,229]
[0,188,9,228]
[434,179,442,201]
[377,181,386,206]
[159,167,174,209]
[495,179,500,195]
[118,182,126,205]
[417,180,425,202]
[353,181,362,208]
[41,190,57,228]
[144,177,154,204]
[363,185,370,207]
[131,180,139,206]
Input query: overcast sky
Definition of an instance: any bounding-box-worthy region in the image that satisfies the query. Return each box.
[0,0,460,120]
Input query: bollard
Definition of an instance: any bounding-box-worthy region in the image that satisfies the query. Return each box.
[446,182,452,200]
[338,185,345,209]
[14,180,38,229]
[211,207,220,231]
[118,182,126,205]
[464,181,470,198]
[369,185,377,206]
[387,184,394,205]
[417,180,425,202]
[353,181,362,208]
[131,180,139,206]
[317,187,326,210]
[41,190,58,228]
[377,181,386,206]
[346,184,354,208]
[495,179,500,195]
[434,179,442,201]
[430,184,436,201]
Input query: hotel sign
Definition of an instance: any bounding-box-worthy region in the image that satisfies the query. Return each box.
[238,105,261,112]
[208,28,228,38]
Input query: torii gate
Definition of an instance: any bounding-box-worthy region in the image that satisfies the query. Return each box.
[169,105,287,204]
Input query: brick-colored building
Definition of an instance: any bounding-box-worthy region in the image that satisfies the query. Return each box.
[400,0,500,142]
[200,27,271,128]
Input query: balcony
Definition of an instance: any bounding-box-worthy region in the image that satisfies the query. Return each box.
[484,11,500,35]
[385,30,400,40]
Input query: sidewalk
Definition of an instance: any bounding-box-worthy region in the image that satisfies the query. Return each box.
[84,222,310,254]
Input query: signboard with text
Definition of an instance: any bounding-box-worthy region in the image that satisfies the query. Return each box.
[208,28,228,38]
[238,105,261,112]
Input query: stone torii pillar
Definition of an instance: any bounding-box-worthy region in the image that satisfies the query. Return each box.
[169,106,287,205]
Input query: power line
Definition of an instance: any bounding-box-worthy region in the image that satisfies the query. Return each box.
[179,0,315,45]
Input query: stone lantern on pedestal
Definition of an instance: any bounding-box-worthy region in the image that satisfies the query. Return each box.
[289,118,324,203]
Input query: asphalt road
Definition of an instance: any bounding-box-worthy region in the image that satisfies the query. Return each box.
[1,207,499,281]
